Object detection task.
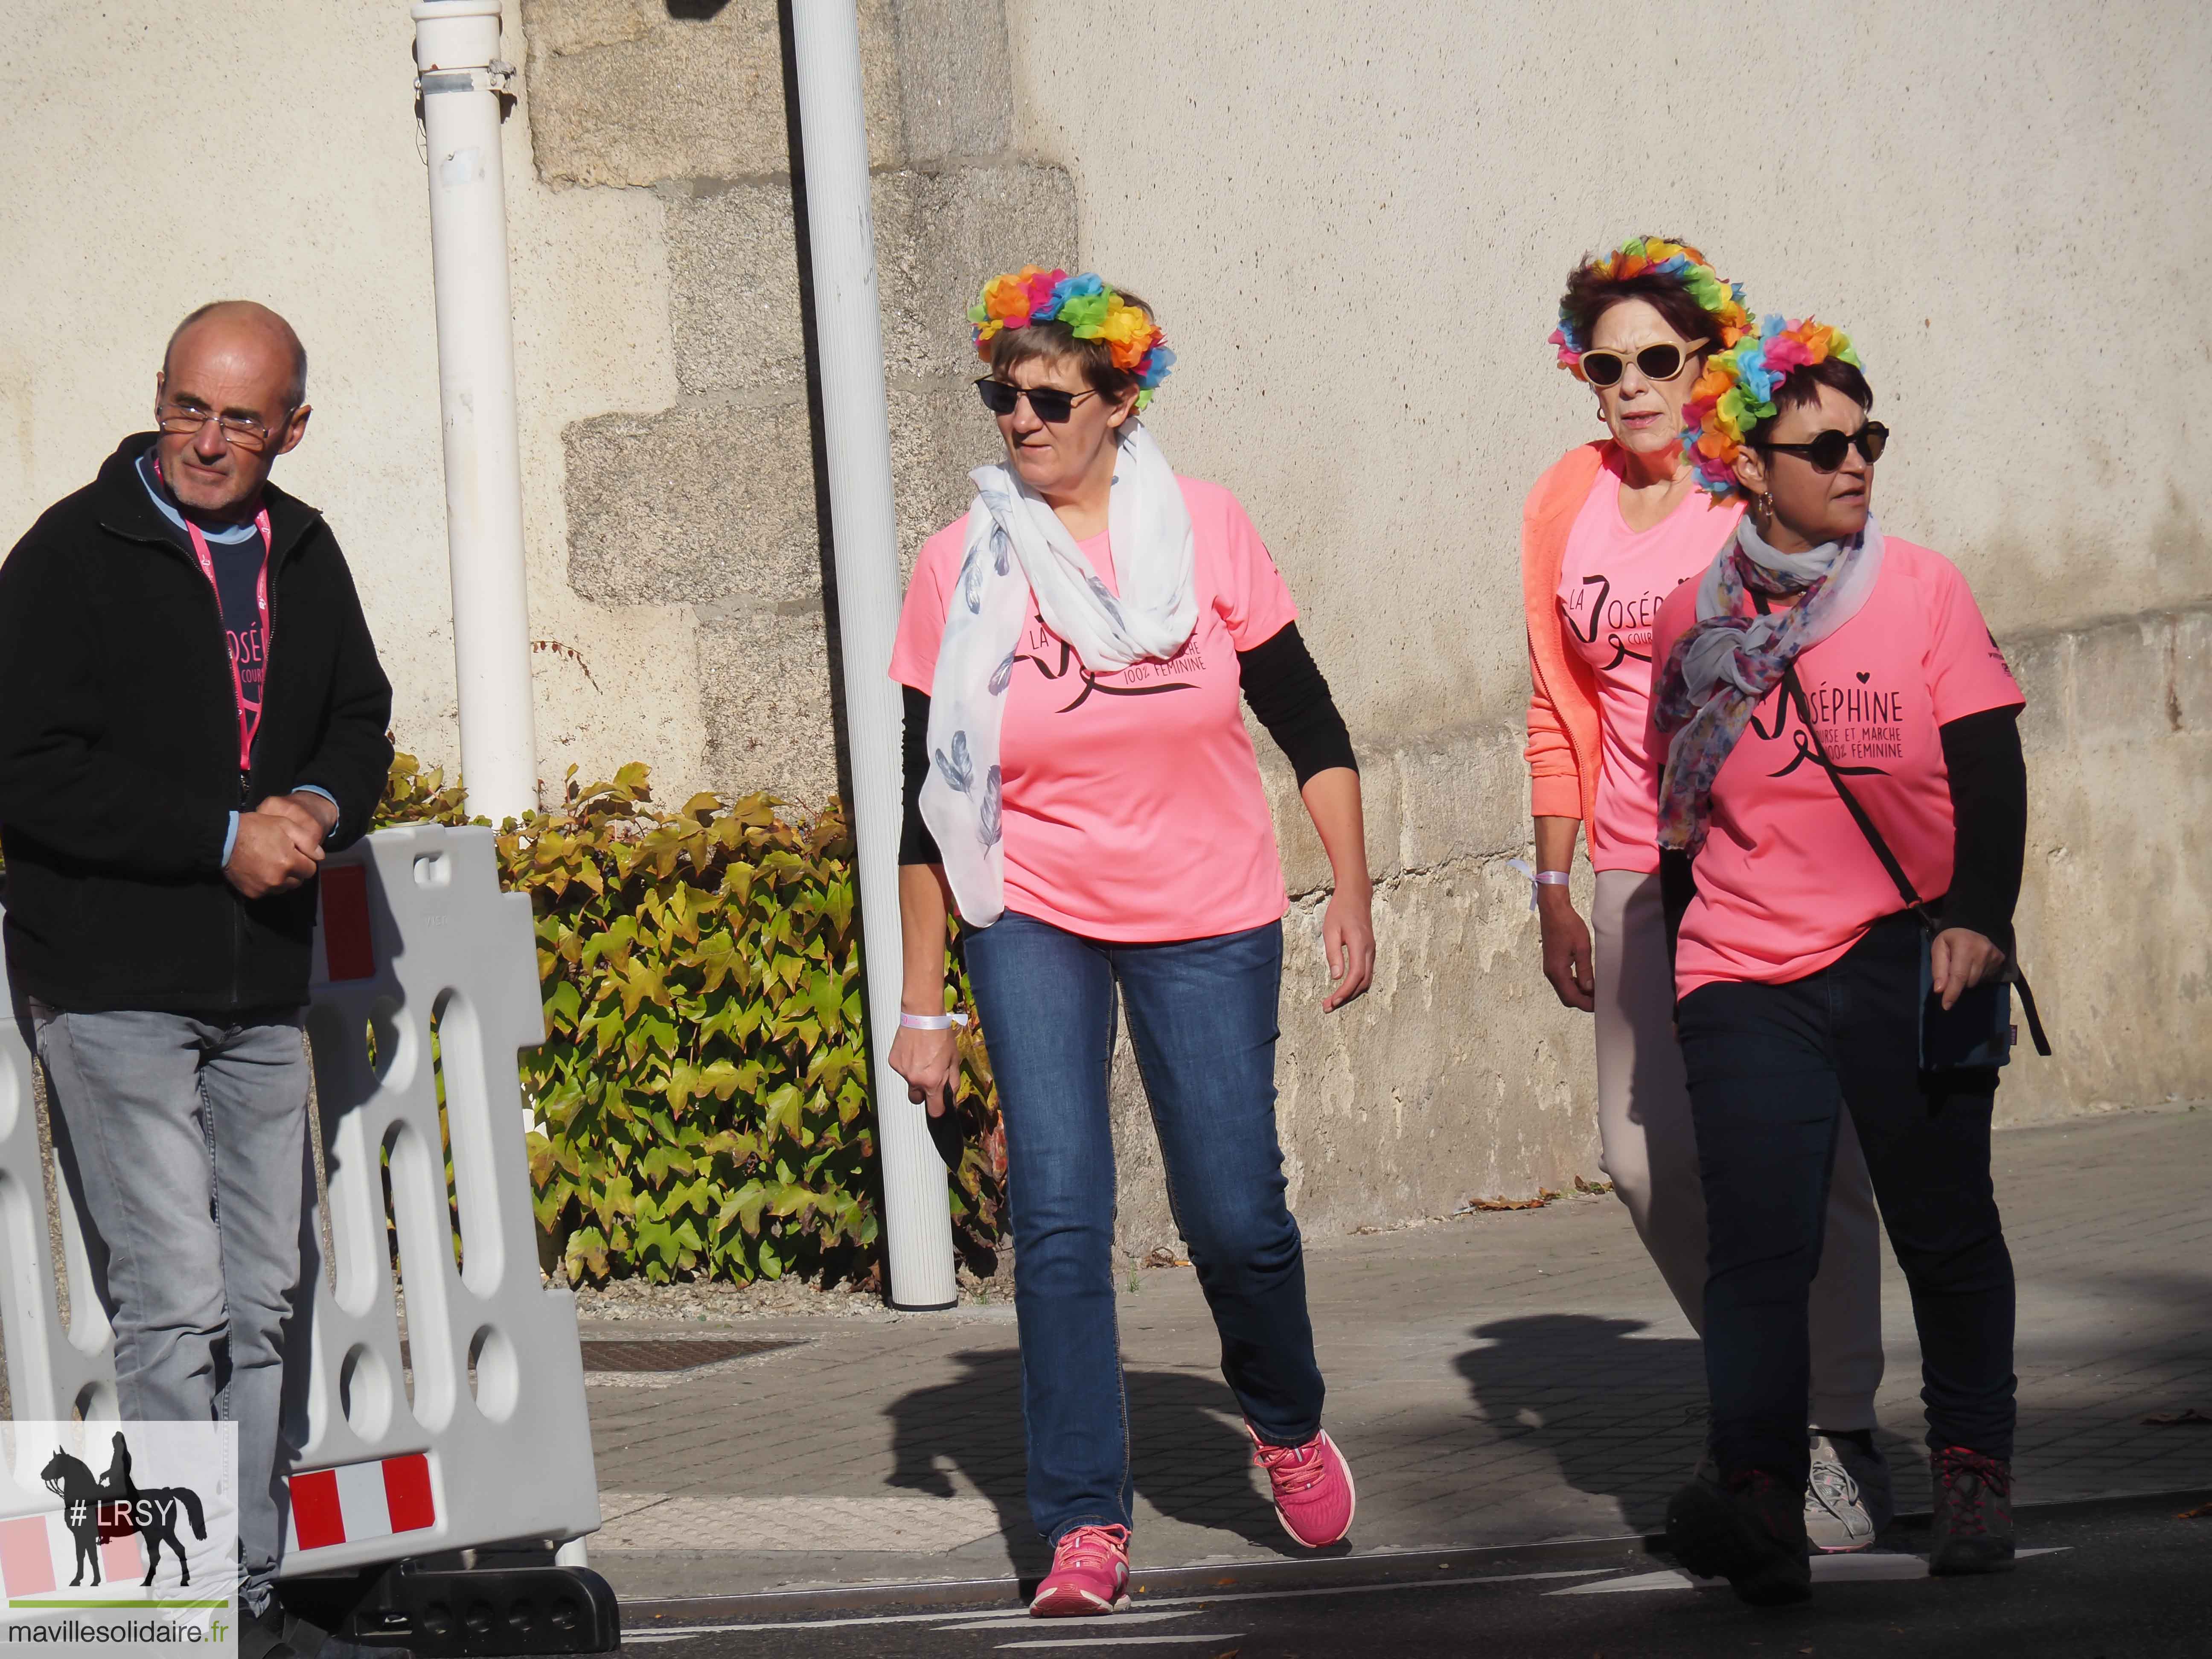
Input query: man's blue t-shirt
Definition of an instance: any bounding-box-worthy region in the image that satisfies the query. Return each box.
[136,450,268,745]
[135,452,338,863]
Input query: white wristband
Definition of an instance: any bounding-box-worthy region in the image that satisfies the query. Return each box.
[1506,860,1573,913]
[899,1010,970,1030]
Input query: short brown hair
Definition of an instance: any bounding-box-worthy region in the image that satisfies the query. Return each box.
[987,288,1156,405]
[1559,265,1726,358]
[1749,357,1874,446]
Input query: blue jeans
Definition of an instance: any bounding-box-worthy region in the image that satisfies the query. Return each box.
[30,1003,311,1615]
[1676,914,2017,1492]
[963,912,1324,1545]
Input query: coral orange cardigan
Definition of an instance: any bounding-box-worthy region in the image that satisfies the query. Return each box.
[1521,441,1611,842]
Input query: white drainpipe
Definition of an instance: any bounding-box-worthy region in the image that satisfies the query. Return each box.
[790,2,958,1310]
[412,0,538,825]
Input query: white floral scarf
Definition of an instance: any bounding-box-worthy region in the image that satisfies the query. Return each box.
[920,423,1196,925]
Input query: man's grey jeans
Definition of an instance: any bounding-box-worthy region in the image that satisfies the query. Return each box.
[30,1002,310,1615]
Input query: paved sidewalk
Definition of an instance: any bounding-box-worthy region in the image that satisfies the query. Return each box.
[578,1109,2212,1603]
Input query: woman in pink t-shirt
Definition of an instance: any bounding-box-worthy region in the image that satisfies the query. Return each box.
[1520,241,1888,1549]
[1652,318,2030,1603]
[886,271,1374,1617]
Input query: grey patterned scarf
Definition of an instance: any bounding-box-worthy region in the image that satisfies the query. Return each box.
[1653,515,1885,854]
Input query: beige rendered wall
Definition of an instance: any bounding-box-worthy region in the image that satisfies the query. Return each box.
[0,2,690,792]
[1004,0,2212,1239]
[1006,0,2212,719]
[0,2,2201,1253]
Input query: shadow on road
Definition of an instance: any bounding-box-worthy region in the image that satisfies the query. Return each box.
[1454,1313,1707,1531]
[882,1347,1311,1573]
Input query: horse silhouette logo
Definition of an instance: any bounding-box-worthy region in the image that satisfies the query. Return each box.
[39,1440,207,1589]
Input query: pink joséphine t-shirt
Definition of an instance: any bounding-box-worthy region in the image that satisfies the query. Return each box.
[1557,459,1741,872]
[1651,537,2024,997]
[890,476,1298,942]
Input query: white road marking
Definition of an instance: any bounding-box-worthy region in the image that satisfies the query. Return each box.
[993,1637,1244,1651]
[1550,1547,2071,1595]
[938,1611,1205,1631]
[620,1565,1616,1639]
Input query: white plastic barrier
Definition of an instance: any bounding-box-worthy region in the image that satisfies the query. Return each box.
[0,824,602,1577]
[0,964,114,1427]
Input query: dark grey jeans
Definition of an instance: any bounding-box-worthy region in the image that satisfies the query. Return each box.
[31,1002,310,1615]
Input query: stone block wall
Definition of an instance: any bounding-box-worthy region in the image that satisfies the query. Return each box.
[2002,605,2211,1120]
[514,1,2209,1262]
[1108,605,2212,1257]
[522,0,1071,806]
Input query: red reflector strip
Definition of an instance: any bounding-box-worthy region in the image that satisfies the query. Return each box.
[289,1468,345,1551]
[0,1514,55,1597]
[383,1452,435,1533]
[287,1454,437,1550]
[320,864,376,981]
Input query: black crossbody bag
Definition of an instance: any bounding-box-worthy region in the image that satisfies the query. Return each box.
[1767,648,2052,1071]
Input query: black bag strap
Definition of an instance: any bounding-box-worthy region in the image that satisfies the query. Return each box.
[1750,593,2051,1056]
[2011,971,2051,1057]
[1781,668,1926,915]
[1752,594,1927,918]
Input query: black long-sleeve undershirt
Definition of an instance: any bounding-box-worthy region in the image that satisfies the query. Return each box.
[1659,704,2029,966]
[1235,622,1359,787]
[1936,704,2027,954]
[899,682,943,867]
[898,621,1356,867]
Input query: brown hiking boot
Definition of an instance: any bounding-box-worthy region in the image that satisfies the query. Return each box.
[1666,1467,1812,1606]
[1928,1446,2015,1575]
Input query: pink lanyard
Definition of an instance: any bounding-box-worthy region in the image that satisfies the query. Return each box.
[183,512,275,775]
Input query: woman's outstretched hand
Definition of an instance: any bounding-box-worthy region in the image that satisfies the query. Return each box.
[887,1022,959,1118]
[1537,888,1597,1013]
[1321,885,1375,1010]
[1930,927,2006,1010]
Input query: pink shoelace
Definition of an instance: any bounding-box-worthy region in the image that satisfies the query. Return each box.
[1054,1523,1130,1568]
[1252,1435,1328,1495]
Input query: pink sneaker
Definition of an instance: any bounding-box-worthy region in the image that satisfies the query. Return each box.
[1029,1523,1131,1617]
[1249,1423,1356,1547]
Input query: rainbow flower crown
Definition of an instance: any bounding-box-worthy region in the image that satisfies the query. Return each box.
[1549,236,1751,381]
[969,267,1176,410]
[1681,315,1864,495]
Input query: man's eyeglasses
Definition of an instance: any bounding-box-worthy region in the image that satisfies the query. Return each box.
[1579,342,1691,388]
[975,378,1098,424]
[155,402,294,454]
[1760,422,1890,473]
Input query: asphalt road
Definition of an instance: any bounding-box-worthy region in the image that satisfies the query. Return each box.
[614,1494,2212,1659]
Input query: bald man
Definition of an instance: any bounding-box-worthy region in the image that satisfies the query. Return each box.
[0,302,391,1649]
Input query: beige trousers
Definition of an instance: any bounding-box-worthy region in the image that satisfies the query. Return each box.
[1592,868,1886,1431]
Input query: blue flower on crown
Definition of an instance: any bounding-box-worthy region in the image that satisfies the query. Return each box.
[1732,314,1789,406]
[1036,273,1103,324]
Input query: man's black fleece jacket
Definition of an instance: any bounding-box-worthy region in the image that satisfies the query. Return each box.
[0,434,393,1014]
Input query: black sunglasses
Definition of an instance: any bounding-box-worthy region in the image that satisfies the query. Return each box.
[1760,422,1890,472]
[975,378,1099,423]
[1579,343,1689,387]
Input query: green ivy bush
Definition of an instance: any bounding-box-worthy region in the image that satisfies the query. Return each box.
[375,754,1003,1286]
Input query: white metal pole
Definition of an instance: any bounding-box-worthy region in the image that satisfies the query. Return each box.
[412,0,538,825]
[789,0,958,1310]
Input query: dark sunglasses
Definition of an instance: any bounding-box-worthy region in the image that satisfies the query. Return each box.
[975,378,1099,423]
[1579,343,1689,387]
[1761,422,1890,472]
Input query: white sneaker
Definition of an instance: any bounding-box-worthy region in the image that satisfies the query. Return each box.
[1834,1431,1895,1534]
[1804,1432,1891,1552]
